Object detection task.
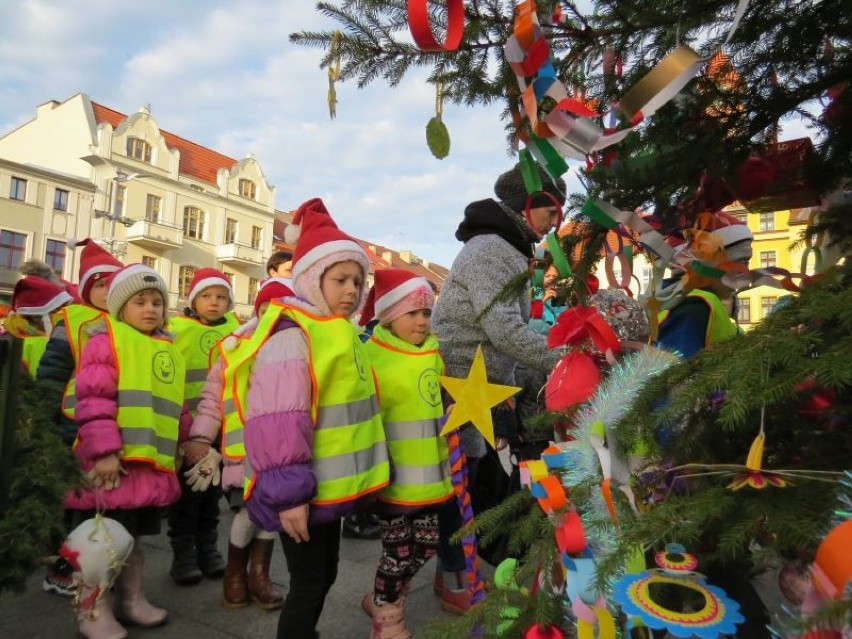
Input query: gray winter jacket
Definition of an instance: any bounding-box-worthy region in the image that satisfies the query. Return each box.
[432,199,563,458]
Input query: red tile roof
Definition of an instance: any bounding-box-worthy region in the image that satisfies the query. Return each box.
[91,102,238,186]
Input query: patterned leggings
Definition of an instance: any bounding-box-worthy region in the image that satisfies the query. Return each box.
[373,511,440,605]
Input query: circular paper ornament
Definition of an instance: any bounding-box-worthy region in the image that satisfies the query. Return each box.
[426,116,451,159]
[523,624,565,639]
[654,543,699,575]
[407,0,464,51]
[545,351,600,411]
[612,571,744,639]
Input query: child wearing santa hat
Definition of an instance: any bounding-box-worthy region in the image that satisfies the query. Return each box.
[166,267,241,586]
[66,264,188,638]
[656,210,754,358]
[358,268,453,639]
[181,276,294,611]
[7,275,74,377]
[232,197,389,639]
[34,238,123,597]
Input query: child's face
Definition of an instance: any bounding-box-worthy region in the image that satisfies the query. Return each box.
[120,289,165,334]
[194,285,230,323]
[89,278,109,311]
[388,308,432,346]
[320,261,364,317]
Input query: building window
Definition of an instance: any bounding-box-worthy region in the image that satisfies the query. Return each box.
[183,206,205,240]
[54,188,69,211]
[225,218,238,244]
[759,212,775,232]
[759,250,777,269]
[223,272,234,284]
[141,255,157,269]
[145,194,161,223]
[239,179,256,200]
[116,185,127,214]
[761,296,778,318]
[10,177,27,201]
[0,230,27,268]
[737,297,751,323]
[248,277,259,305]
[178,265,196,298]
[251,226,262,249]
[126,137,152,162]
[44,239,66,273]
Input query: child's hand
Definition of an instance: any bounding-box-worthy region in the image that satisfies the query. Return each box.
[279,504,310,543]
[183,440,211,466]
[89,454,127,491]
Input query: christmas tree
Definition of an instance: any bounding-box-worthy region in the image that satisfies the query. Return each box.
[294,1,851,636]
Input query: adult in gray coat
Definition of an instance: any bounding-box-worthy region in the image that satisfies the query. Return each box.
[430,162,567,613]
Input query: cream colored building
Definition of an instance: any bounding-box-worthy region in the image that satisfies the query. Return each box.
[0,93,275,318]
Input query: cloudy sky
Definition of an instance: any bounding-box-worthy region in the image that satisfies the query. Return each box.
[0,0,564,268]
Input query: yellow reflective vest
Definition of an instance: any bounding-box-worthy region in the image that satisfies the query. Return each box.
[57,304,106,419]
[80,317,186,473]
[217,329,258,462]
[21,335,48,379]
[365,325,452,507]
[658,289,738,348]
[235,301,389,506]
[171,313,240,415]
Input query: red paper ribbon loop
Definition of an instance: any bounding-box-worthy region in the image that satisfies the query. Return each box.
[408,0,465,52]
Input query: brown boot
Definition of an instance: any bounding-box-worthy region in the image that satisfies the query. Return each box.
[247,539,283,610]
[222,543,250,608]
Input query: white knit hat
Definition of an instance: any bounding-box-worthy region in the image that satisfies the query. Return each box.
[107,264,170,317]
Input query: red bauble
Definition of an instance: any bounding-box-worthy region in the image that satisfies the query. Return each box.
[523,624,566,639]
[585,274,600,295]
[736,156,776,201]
[795,378,837,419]
[777,562,812,605]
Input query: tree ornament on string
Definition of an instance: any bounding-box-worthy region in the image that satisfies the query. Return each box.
[426,81,450,159]
[523,624,565,639]
[327,31,342,119]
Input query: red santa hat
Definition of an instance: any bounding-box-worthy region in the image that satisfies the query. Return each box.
[185,267,234,310]
[705,210,754,248]
[12,276,74,317]
[68,238,123,305]
[288,198,369,295]
[360,269,434,326]
[254,277,294,316]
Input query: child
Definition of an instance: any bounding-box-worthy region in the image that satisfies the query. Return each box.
[359,269,454,639]
[36,238,123,595]
[237,198,390,639]
[65,264,187,639]
[182,276,294,610]
[167,268,240,585]
[6,275,74,377]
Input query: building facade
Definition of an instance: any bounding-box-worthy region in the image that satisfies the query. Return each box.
[0,94,275,318]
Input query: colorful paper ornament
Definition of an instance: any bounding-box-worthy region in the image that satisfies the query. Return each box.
[439,345,521,448]
[611,569,744,638]
[654,543,699,575]
[407,0,464,51]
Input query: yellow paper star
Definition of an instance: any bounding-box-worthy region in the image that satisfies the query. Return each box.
[439,345,521,449]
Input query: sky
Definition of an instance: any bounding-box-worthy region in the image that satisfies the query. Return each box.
[0,0,549,269]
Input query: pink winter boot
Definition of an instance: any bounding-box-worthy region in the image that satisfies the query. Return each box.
[115,547,169,627]
[76,587,127,639]
[361,593,411,639]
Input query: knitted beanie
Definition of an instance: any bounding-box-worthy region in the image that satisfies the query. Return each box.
[494,163,567,213]
[107,264,170,317]
[185,267,234,310]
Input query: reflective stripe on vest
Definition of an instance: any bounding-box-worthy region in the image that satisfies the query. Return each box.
[171,313,240,415]
[104,317,185,472]
[657,289,738,348]
[365,325,452,507]
[218,331,259,462]
[59,305,105,419]
[21,335,48,379]
[236,301,389,505]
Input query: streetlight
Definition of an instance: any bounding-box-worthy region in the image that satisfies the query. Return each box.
[93,171,149,258]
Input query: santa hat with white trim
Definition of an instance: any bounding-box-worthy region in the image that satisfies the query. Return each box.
[11,276,74,333]
[707,210,754,252]
[360,268,434,327]
[288,198,370,298]
[185,267,234,310]
[68,238,123,305]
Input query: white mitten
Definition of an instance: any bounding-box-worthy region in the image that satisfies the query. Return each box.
[183,447,223,492]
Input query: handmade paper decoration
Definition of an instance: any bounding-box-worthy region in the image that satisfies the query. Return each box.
[654,543,699,575]
[426,81,451,159]
[439,345,521,448]
[407,0,464,51]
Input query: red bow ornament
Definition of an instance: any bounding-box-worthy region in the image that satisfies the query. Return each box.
[545,306,621,411]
